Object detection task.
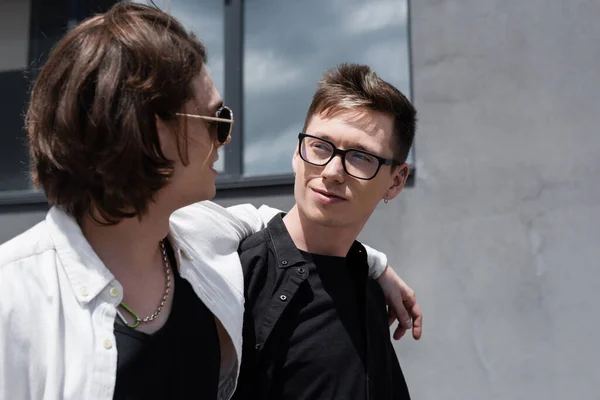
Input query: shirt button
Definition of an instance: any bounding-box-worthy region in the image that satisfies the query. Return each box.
[103,339,113,349]
[109,287,120,297]
[281,260,288,266]
[80,287,89,297]
[279,295,287,301]
[255,344,261,350]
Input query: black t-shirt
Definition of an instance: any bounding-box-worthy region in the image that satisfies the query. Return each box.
[112,244,221,400]
[271,250,368,400]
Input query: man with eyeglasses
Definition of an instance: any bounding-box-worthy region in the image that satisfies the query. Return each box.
[233,63,417,400]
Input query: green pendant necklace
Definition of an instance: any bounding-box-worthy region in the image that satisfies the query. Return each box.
[116,239,172,329]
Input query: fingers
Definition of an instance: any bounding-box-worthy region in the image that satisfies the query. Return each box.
[388,306,396,327]
[392,293,422,340]
[409,302,423,340]
[394,325,407,340]
[392,297,412,330]
[379,268,423,341]
[400,287,422,340]
[388,302,412,341]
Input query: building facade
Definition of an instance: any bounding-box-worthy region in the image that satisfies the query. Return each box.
[1,0,599,399]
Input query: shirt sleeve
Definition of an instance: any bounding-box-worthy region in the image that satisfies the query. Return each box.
[224,204,282,239]
[364,244,388,279]
[169,201,283,250]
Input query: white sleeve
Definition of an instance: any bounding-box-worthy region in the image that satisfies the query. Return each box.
[170,201,283,247]
[224,203,282,239]
[363,243,388,279]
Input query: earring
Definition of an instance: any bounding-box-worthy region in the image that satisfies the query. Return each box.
[384,199,388,204]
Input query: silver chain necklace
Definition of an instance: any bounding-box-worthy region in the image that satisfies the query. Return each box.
[116,239,172,329]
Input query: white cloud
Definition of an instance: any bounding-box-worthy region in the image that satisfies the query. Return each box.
[131,1,225,93]
[362,40,411,95]
[131,0,223,36]
[244,49,305,93]
[244,124,299,175]
[340,0,408,35]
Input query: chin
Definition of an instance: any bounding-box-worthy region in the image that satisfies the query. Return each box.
[205,186,217,201]
[303,205,348,228]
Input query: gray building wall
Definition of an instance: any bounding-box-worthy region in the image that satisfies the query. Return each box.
[1,0,599,399]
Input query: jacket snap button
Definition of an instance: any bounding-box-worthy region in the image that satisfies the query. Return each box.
[279,294,288,301]
[281,260,288,265]
[297,268,305,275]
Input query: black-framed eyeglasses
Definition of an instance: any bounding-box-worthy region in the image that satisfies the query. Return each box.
[298,133,400,180]
[176,105,234,144]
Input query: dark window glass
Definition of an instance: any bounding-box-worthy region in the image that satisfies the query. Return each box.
[0,0,119,196]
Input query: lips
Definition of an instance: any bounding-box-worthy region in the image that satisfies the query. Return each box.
[311,188,347,201]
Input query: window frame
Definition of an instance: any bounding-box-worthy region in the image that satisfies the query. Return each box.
[221,0,415,185]
[0,0,414,206]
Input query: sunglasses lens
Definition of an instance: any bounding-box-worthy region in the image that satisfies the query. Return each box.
[216,107,232,143]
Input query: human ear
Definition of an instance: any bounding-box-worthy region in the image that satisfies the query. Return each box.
[384,163,409,201]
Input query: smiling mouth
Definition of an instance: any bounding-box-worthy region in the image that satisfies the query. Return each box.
[312,188,346,201]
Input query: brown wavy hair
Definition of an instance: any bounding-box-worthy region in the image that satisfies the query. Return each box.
[303,63,416,163]
[26,3,206,224]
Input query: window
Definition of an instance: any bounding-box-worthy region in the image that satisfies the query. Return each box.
[0,0,413,204]
[242,0,412,177]
[0,0,32,193]
[0,0,119,204]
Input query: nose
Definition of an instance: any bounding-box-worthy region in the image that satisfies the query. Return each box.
[321,154,345,183]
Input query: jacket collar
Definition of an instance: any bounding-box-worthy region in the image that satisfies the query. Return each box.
[266,214,308,269]
[266,213,368,268]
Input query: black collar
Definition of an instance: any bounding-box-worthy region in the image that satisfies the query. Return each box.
[266,214,307,269]
[266,214,368,269]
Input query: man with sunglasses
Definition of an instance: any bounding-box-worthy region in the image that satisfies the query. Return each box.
[233,63,417,400]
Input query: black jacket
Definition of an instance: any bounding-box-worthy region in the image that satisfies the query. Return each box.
[232,215,410,400]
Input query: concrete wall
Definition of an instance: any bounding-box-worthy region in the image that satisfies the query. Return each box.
[220,1,600,398]
[398,0,600,398]
[1,0,599,398]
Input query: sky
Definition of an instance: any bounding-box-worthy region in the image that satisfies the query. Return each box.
[136,0,411,176]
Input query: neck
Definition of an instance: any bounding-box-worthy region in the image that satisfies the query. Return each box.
[80,202,172,276]
[283,205,363,257]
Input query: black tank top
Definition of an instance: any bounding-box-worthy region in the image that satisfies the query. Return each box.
[112,242,221,399]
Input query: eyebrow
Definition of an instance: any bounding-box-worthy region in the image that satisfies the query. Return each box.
[313,132,380,155]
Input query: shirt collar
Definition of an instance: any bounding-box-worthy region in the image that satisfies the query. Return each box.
[266,214,308,269]
[46,206,196,305]
[266,213,369,268]
[46,207,115,305]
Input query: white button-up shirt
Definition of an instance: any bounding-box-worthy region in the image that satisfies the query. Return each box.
[0,201,387,400]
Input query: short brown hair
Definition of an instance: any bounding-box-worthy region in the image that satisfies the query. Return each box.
[26,3,206,223]
[303,63,416,163]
